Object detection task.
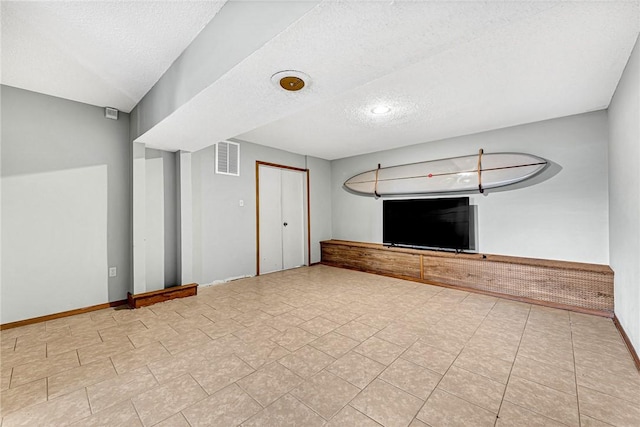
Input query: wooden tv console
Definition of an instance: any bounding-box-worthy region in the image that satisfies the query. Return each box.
[320,240,614,317]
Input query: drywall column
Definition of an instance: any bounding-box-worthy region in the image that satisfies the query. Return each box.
[145,154,165,291]
[132,142,146,294]
[178,151,193,284]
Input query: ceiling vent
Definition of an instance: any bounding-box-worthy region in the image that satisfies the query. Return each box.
[271,70,310,92]
[215,141,240,176]
[104,107,119,120]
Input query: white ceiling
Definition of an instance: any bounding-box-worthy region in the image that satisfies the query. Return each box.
[1,1,226,112]
[2,1,639,160]
[238,1,640,159]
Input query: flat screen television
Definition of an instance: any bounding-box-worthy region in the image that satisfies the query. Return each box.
[383,197,473,251]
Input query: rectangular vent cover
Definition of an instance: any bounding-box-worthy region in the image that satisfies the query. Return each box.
[105,107,119,120]
[216,141,240,176]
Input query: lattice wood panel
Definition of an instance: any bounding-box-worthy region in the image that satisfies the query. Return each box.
[321,242,421,279]
[321,240,614,315]
[421,256,613,312]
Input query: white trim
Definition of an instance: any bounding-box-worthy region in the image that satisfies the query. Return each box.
[201,274,253,287]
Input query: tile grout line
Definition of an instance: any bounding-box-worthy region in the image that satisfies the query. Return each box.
[499,318,585,426]
[344,403,385,426]
[568,317,634,426]
[81,387,91,420]
[186,372,209,408]
[229,382,264,420]
[8,367,14,390]
[406,297,502,426]
[503,399,574,427]
[281,290,428,424]
[289,384,340,422]
[144,361,165,387]
[378,296,442,424]
[85,379,96,414]
[573,381,640,407]
[351,291,482,426]
[2,268,634,425]
[492,305,531,426]
[129,396,146,426]
[178,411,194,427]
[506,349,585,401]
[570,315,584,427]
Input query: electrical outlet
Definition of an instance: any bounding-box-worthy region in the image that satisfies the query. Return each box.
[239,199,244,207]
[108,267,117,277]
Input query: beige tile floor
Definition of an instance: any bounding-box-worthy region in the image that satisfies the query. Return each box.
[1,265,639,427]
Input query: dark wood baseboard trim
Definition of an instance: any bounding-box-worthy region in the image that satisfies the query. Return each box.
[127,283,198,308]
[613,315,640,371]
[321,262,614,318]
[0,299,128,330]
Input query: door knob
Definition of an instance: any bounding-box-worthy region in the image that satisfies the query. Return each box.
[283,222,288,227]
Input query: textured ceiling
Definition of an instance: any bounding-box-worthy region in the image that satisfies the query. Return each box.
[2,1,639,160]
[1,1,226,112]
[137,1,640,159]
[238,1,640,159]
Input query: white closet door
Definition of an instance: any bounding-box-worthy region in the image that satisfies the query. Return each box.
[259,166,283,274]
[281,169,305,270]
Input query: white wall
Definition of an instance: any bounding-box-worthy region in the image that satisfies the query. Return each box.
[191,140,332,285]
[1,85,131,323]
[332,111,610,265]
[608,34,640,353]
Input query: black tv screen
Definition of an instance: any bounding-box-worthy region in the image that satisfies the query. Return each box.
[383,197,472,251]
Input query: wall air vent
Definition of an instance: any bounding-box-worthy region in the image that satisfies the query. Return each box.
[104,107,119,120]
[215,141,240,176]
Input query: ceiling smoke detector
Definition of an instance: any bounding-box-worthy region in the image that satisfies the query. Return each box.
[271,70,310,92]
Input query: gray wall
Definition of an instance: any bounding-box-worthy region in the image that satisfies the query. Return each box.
[331,111,610,265]
[1,85,131,322]
[191,139,332,285]
[145,148,178,288]
[608,34,640,352]
[307,156,333,263]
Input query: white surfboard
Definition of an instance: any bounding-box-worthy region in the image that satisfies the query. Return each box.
[344,151,547,196]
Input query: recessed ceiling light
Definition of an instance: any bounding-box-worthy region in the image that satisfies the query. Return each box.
[370,105,391,115]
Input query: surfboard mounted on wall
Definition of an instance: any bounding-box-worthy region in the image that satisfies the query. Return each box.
[344,149,548,197]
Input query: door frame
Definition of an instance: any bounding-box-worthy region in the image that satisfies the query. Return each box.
[256,161,310,276]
